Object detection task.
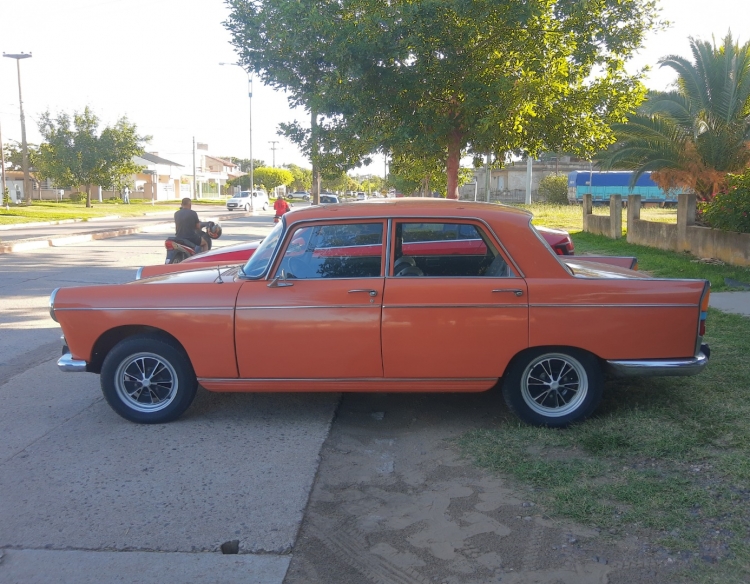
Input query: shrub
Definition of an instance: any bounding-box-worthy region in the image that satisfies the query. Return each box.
[538,174,569,204]
[2,188,10,206]
[701,170,750,234]
[68,192,86,203]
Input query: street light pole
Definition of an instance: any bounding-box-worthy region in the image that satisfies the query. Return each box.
[3,52,32,204]
[220,62,254,212]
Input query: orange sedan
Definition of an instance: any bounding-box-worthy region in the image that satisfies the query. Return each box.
[50,199,710,427]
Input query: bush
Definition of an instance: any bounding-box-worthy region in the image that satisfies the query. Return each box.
[2,188,10,206]
[538,174,569,204]
[68,192,86,203]
[701,170,750,234]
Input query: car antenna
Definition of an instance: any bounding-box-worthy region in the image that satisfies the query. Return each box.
[216,265,224,284]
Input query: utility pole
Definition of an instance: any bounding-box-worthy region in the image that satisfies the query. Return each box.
[4,52,33,204]
[268,141,279,167]
[0,118,7,208]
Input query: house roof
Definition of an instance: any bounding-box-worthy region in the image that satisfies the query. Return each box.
[138,152,183,167]
[204,155,238,168]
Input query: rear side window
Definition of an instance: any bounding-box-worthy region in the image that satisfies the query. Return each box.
[393,222,512,277]
[276,222,383,279]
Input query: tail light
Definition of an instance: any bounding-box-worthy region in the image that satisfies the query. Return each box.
[699,283,710,337]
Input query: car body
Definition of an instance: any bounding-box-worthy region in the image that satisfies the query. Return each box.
[53,199,709,427]
[356,192,368,200]
[288,191,310,201]
[226,190,269,212]
[319,194,340,204]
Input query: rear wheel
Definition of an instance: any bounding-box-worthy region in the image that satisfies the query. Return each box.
[101,335,197,424]
[502,348,602,427]
[170,250,188,264]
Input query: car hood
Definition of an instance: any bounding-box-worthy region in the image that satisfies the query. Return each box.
[563,259,645,279]
[132,265,242,285]
[183,240,261,263]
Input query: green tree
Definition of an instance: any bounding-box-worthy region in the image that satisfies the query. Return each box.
[283,163,313,191]
[253,166,294,191]
[37,108,147,207]
[538,175,569,204]
[597,33,750,199]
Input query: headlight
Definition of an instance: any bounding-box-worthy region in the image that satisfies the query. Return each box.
[49,288,60,322]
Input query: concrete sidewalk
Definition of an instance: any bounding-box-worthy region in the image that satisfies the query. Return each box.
[0,205,258,254]
[710,291,750,317]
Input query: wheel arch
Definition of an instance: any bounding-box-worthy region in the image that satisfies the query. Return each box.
[88,325,188,374]
[502,345,603,379]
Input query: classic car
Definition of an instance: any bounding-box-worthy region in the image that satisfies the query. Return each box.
[51,199,710,427]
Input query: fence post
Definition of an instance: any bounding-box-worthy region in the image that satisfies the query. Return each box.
[626,195,641,244]
[583,193,592,233]
[677,193,696,251]
[609,194,622,239]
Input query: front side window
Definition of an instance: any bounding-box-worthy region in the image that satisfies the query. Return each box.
[275,222,383,279]
[393,221,512,277]
[242,219,284,278]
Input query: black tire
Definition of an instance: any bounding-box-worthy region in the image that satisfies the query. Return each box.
[170,251,188,264]
[100,335,198,424]
[501,348,603,428]
[244,204,250,212]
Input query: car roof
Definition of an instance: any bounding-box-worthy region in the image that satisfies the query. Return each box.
[287,197,532,223]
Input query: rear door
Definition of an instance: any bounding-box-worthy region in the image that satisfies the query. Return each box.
[382,220,528,379]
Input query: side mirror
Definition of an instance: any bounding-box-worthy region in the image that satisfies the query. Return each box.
[267,269,293,288]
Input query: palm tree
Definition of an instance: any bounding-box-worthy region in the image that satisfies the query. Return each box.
[598,33,750,199]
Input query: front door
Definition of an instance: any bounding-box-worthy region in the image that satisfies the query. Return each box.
[235,220,386,379]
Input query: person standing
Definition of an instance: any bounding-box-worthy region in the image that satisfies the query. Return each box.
[122,186,130,204]
[174,197,208,252]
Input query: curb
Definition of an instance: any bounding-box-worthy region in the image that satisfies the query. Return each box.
[0,211,256,255]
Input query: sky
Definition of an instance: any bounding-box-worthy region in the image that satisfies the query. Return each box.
[1,0,748,176]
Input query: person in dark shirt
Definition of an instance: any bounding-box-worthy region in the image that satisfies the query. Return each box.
[174,198,208,252]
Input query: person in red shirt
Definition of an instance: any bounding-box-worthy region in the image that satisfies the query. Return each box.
[273,196,291,222]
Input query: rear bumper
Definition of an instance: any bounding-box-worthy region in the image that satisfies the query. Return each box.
[58,353,88,373]
[606,344,710,378]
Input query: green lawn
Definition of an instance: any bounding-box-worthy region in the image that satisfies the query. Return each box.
[458,309,750,583]
[0,199,181,225]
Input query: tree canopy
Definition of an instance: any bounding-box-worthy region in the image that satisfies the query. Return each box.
[597,33,750,199]
[226,0,661,198]
[37,107,147,207]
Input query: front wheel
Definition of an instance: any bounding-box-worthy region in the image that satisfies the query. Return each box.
[100,335,198,424]
[170,250,188,264]
[501,348,602,428]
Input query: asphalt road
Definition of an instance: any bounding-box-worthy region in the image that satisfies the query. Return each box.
[0,211,337,584]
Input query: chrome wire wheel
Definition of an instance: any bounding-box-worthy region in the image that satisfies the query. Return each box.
[114,352,179,413]
[520,353,588,418]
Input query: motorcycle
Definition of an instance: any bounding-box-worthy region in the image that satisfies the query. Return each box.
[164,222,222,264]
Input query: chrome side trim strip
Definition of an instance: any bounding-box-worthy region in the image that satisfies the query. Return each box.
[198,376,497,383]
[237,304,379,310]
[135,267,144,281]
[530,303,697,308]
[49,287,60,322]
[58,354,87,373]
[54,307,234,312]
[383,304,525,309]
[606,350,709,378]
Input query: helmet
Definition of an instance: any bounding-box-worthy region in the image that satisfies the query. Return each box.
[206,222,222,239]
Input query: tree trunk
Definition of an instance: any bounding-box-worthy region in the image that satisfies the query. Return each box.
[446,130,463,199]
[85,184,92,208]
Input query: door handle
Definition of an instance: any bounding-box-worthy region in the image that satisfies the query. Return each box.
[492,289,523,297]
[348,289,378,297]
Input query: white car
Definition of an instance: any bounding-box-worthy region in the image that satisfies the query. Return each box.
[226,190,269,212]
[356,192,367,200]
[319,194,340,204]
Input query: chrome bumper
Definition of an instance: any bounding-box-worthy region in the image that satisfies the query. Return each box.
[58,353,88,373]
[607,344,710,378]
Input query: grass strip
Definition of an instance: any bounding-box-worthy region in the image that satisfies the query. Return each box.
[458,309,750,582]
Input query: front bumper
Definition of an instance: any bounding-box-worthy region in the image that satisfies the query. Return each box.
[58,352,87,373]
[606,343,710,378]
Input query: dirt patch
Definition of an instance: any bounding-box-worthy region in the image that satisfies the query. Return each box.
[284,392,689,583]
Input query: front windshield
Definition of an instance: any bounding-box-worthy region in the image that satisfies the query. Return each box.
[242,220,284,278]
